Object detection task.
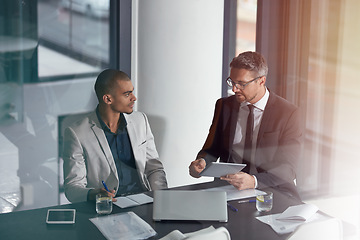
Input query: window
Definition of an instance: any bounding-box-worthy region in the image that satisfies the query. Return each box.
[223,0,258,97]
[0,0,130,212]
[38,0,110,80]
[235,0,257,55]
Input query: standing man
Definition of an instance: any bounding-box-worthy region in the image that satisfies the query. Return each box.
[189,51,302,198]
[63,69,167,203]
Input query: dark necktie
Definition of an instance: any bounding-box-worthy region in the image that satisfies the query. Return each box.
[243,105,254,173]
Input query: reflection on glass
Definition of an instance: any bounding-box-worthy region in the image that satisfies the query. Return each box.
[236,0,257,56]
[227,0,257,96]
[0,1,38,124]
[38,0,109,78]
[0,0,111,213]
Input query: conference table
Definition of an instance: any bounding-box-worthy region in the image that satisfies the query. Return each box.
[0,180,309,239]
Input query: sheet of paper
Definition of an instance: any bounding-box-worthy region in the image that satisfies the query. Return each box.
[184,226,216,237]
[158,230,186,240]
[276,203,319,221]
[256,212,328,235]
[201,185,265,201]
[114,193,153,208]
[159,226,216,240]
[90,211,157,240]
[127,193,153,204]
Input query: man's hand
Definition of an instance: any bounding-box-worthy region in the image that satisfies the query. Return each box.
[88,188,117,202]
[189,159,206,178]
[220,172,255,190]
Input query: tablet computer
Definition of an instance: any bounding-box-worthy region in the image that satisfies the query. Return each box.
[199,162,246,178]
[46,209,76,224]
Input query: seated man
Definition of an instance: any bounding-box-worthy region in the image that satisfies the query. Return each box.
[63,69,168,202]
[189,51,302,198]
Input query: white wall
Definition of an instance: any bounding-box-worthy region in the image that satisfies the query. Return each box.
[132,0,224,187]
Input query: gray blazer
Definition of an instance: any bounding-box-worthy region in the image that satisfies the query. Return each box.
[63,110,167,202]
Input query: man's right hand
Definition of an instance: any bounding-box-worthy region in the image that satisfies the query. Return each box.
[189,158,206,178]
[87,188,117,202]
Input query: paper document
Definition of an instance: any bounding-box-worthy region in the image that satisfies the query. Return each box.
[114,193,153,208]
[90,211,156,240]
[159,226,224,240]
[256,204,326,235]
[202,185,265,201]
[276,203,319,221]
[256,212,329,234]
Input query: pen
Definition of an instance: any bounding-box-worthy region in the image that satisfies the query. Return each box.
[238,199,256,203]
[227,203,238,212]
[102,180,110,192]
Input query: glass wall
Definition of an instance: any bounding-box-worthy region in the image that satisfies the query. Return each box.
[0,0,110,212]
[305,0,360,197]
[255,0,360,231]
[225,0,257,97]
[235,0,257,56]
[38,0,108,79]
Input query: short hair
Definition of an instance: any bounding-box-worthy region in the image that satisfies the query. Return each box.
[94,69,130,102]
[230,51,268,77]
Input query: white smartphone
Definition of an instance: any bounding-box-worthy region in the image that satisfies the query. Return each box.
[46,209,76,224]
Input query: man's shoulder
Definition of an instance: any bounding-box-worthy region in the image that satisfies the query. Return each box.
[268,91,298,110]
[66,111,97,131]
[124,111,147,123]
[216,95,237,106]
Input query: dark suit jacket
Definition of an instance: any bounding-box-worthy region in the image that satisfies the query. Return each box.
[197,91,302,198]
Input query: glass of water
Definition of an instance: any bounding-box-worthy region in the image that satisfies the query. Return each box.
[96,193,112,215]
[256,191,273,212]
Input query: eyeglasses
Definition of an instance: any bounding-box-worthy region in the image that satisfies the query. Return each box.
[226,76,263,90]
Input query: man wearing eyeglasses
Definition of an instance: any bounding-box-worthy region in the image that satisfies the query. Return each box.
[189,51,302,198]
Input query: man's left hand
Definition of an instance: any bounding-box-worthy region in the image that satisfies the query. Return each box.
[220,172,255,190]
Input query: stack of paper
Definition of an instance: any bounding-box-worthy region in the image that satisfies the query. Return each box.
[159,226,230,240]
[90,211,156,240]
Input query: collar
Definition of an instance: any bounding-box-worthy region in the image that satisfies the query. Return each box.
[96,106,127,133]
[241,87,269,111]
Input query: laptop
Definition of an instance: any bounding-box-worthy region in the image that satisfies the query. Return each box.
[152,190,228,222]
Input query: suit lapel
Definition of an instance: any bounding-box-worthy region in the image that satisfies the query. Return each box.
[124,114,146,175]
[88,112,118,176]
[223,97,240,162]
[228,99,240,150]
[123,114,137,151]
[256,91,275,147]
[123,114,140,160]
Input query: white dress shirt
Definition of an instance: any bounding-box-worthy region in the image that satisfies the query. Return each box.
[232,88,269,187]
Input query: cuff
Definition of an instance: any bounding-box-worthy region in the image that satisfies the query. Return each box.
[253,175,258,188]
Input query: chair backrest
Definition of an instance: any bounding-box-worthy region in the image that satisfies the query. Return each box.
[185,227,231,240]
[287,218,343,240]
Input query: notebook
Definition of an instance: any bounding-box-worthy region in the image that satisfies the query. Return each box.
[152,190,228,222]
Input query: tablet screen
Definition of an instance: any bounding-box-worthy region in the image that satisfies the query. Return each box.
[46,209,76,224]
[199,162,246,178]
